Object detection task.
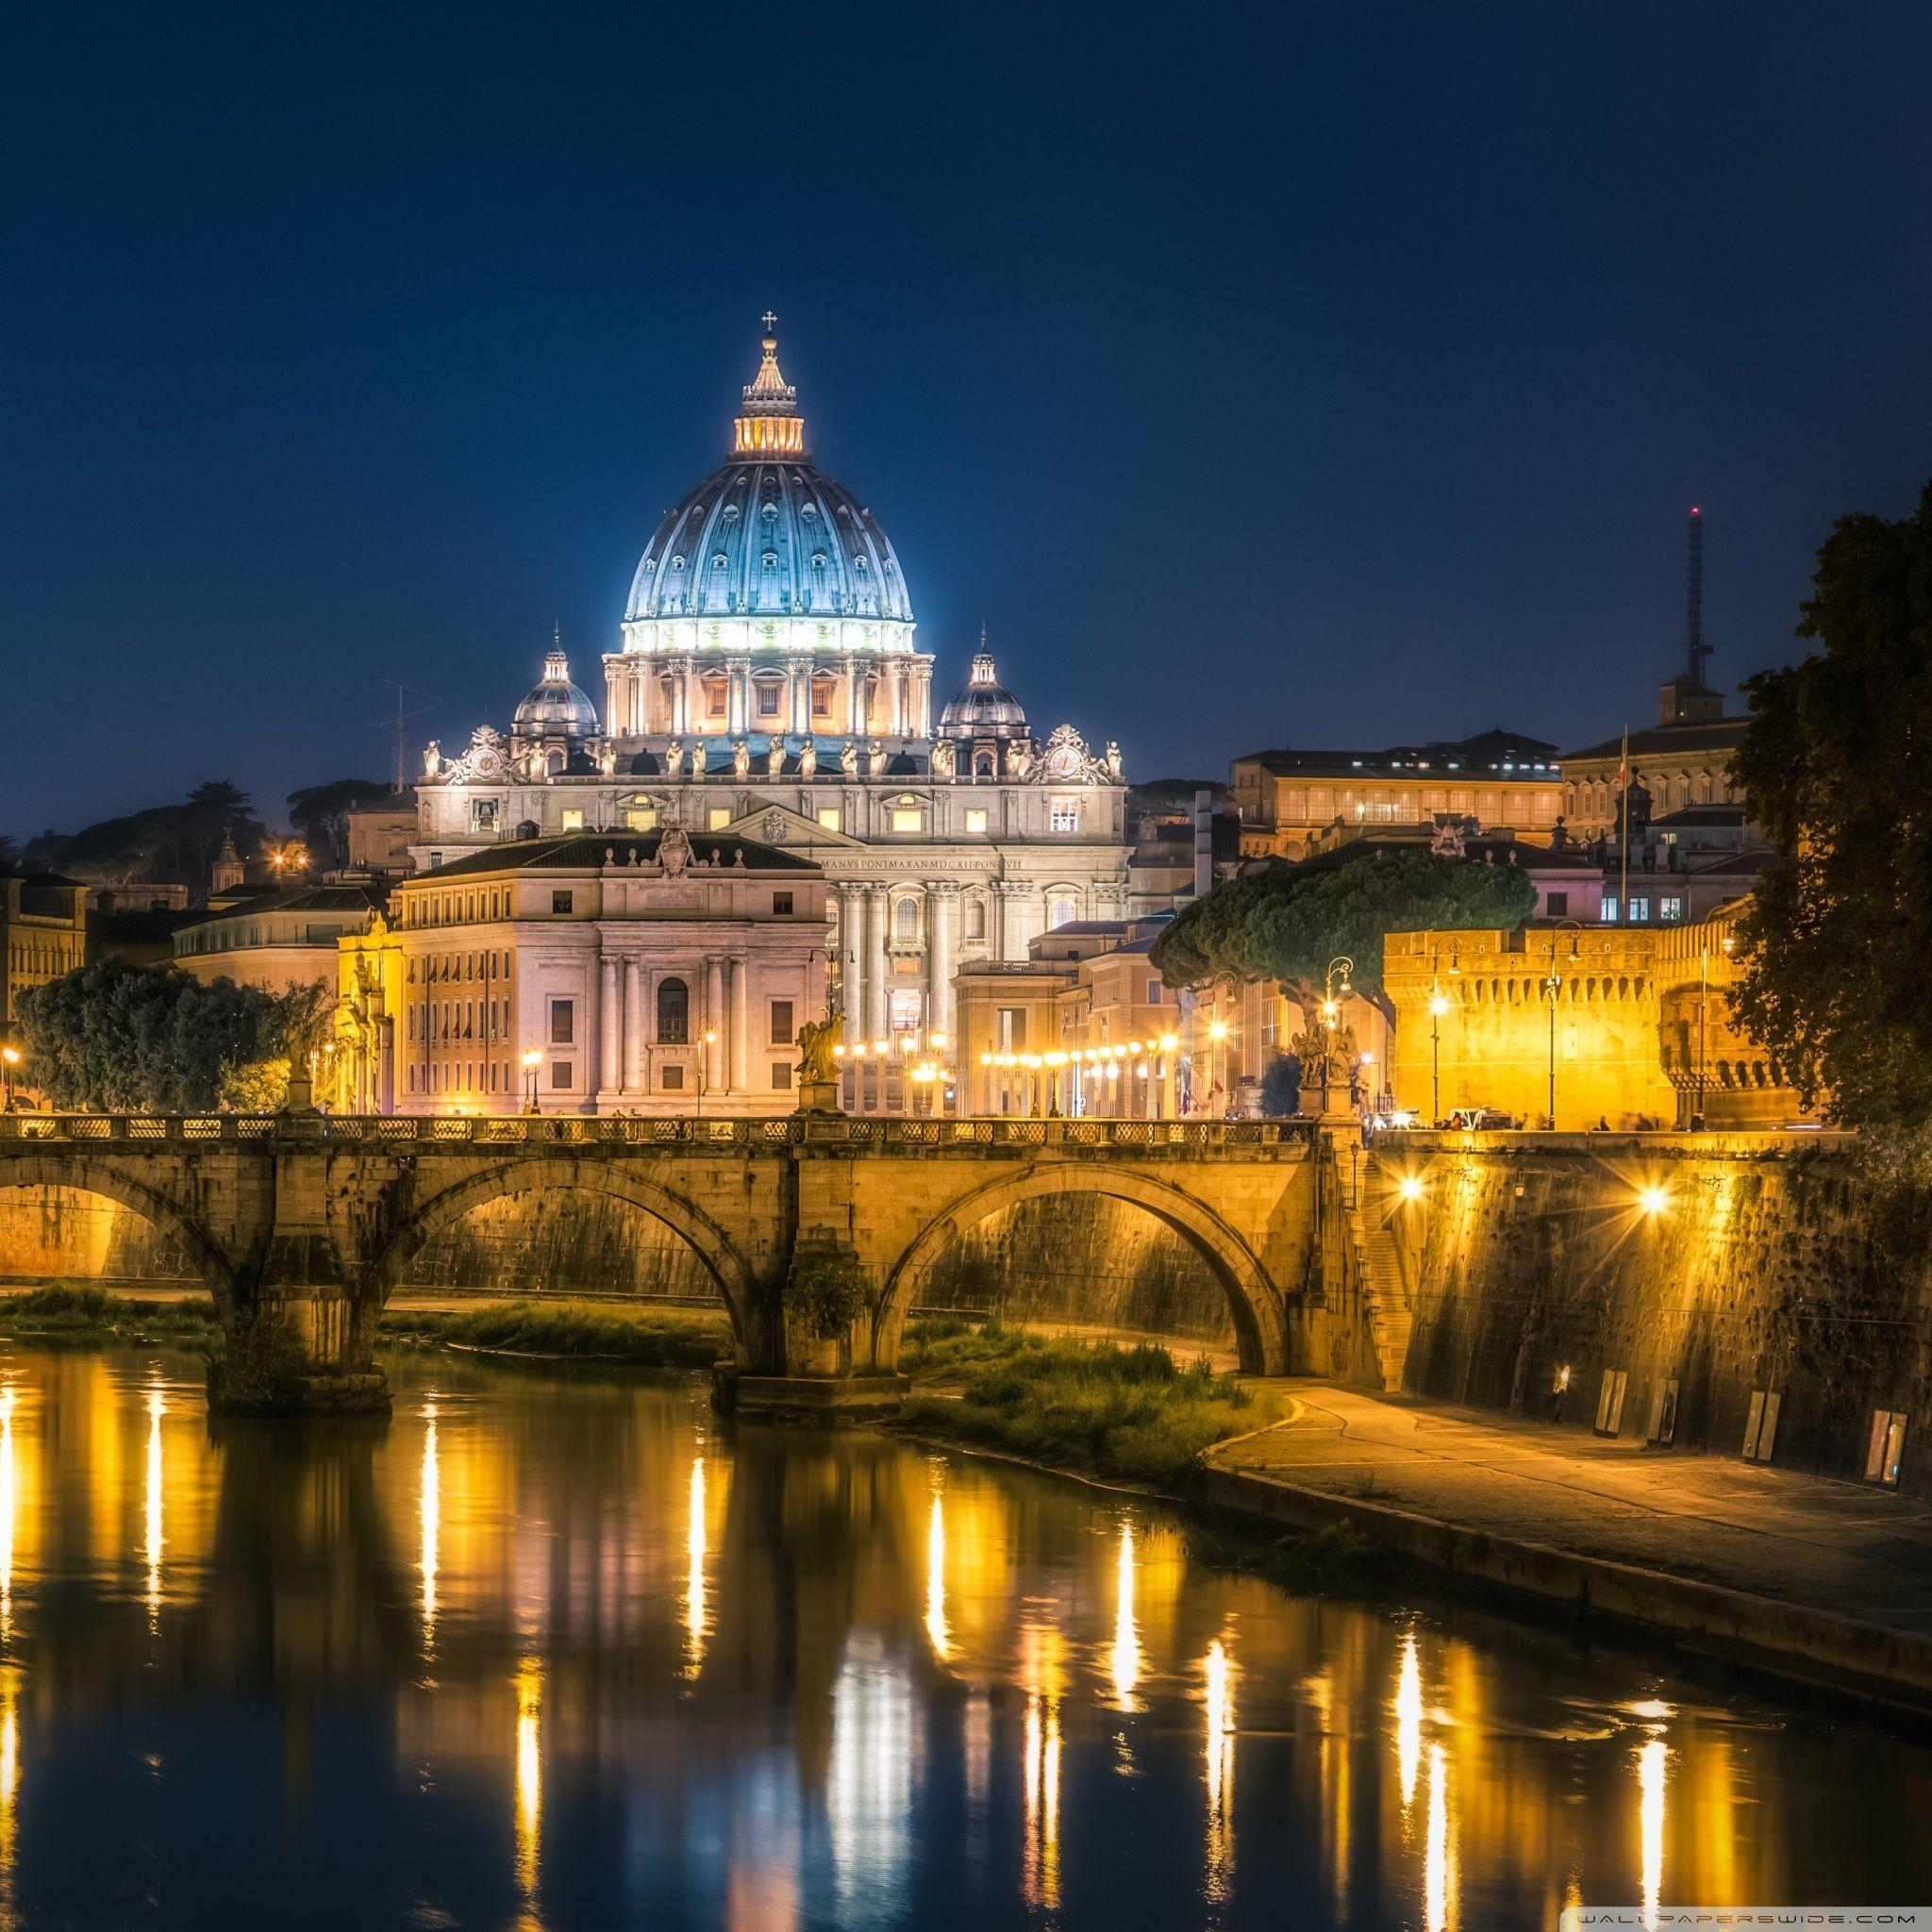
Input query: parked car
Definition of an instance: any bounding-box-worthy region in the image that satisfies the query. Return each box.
[1445,1107,1517,1130]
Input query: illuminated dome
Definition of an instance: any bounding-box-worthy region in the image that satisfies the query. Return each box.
[512,649,599,741]
[940,647,1028,740]
[624,326,913,628]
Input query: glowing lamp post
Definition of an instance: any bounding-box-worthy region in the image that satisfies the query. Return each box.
[1542,922,1582,1129]
[1318,956,1353,1113]
[0,1044,18,1111]
[521,1049,542,1115]
[694,1029,718,1124]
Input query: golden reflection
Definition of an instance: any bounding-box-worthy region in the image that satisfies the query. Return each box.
[419,1399,440,1649]
[1395,1629,1423,1813]
[1020,1619,1065,1911]
[924,1493,948,1659]
[1639,1732,1668,1932]
[514,1657,542,1924]
[0,1663,19,1932]
[1109,1519,1141,1709]
[685,1457,708,1676]
[1424,1740,1457,1932]
[1204,1639,1235,1904]
[143,1374,165,1628]
[0,1389,17,1642]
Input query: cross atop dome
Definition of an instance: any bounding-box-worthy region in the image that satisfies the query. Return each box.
[734,314,807,458]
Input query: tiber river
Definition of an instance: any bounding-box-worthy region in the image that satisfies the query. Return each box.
[0,1342,1922,1930]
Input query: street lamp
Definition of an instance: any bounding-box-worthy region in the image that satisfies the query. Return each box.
[0,1044,18,1111]
[694,1029,718,1124]
[1542,921,1582,1128]
[521,1049,542,1115]
[1207,1015,1229,1117]
[1319,956,1354,1113]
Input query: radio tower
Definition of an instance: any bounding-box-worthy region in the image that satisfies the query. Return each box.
[1685,506,1712,691]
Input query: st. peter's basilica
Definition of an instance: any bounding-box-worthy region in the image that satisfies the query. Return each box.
[413,321,1131,1047]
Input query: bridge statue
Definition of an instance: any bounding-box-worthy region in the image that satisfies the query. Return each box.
[794,1013,843,1114]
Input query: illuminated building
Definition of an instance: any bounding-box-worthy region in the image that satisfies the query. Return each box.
[1230,730,1564,861]
[1383,903,1813,1129]
[412,322,1131,1052]
[0,870,86,1052]
[332,827,826,1115]
[174,883,389,993]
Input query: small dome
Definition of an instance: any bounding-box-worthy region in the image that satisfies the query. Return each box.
[939,647,1027,740]
[512,649,599,741]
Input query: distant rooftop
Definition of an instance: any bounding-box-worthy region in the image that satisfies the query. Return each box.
[1234,727,1561,779]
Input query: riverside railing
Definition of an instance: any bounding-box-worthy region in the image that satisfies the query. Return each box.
[0,1112,1316,1154]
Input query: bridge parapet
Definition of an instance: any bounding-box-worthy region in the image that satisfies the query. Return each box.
[0,1113,1316,1158]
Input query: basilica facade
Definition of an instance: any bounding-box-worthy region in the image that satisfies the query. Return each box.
[413,323,1131,1051]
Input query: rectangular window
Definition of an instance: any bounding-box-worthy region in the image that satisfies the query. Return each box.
[550,999,575,1046]
[708,808,732,831]
[773,892,793,916]
[771,1061,792,1091]
[1659,895,1684,922]
[707,683,727,718]
[625,807,657,832]
[770,998,793,1046]
[1147,978,1162,1004]
[811,685,831,718]
[550,1060,573,1091]
[891,808,923,834]
[560,808,585,832]
[1545,891,1569,918]
[1049,804,1079,833]
[551,891,573,915]
[1867,1409,1909,1486]
[661,1064,685,1091]
[1602,895,1619,924]
[1627,896,1651,923]
[965,808,989,835]
[757,685,780,717]
[817,808,841,833]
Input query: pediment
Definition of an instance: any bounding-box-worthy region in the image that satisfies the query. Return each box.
[724,800,869,849]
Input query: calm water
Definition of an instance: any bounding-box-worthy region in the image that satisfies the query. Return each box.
[0,1345,1921,1931]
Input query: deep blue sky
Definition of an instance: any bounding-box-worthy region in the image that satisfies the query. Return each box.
[6,2,1931,837]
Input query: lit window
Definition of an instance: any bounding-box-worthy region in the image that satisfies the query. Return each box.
[965,808,988,834]
[893,897,920,941]
[811,685,832,717]
[551,891,573,915]
[1049,804,1079,833]
[1603,896,1620,924]
[891,808,922,834]
[817,807,841,833]
[758,685,780,716]
[1659,895,1684,922]
[560,808,584,832]
[708,808,731,831]
[1627,897,1651,923]
[625,806,657,832]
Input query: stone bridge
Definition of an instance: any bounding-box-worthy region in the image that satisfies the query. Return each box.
[0,1112,1377,1412]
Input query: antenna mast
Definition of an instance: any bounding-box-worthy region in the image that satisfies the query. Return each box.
[373,681,443,794]
[1685,507,1712,690]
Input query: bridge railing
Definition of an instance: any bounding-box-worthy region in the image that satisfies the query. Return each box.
[0,1112,1316,1154]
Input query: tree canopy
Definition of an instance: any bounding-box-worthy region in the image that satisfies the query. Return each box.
[287,778,402,868]
[1730,481,1932,1132]
[1150,846,1539,1018]
[16,959,324,1112]
[21,783,264,892]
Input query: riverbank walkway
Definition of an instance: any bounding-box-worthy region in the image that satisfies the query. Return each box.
[1208,1383,1932,1688]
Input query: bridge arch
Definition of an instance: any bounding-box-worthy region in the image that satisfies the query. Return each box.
[0,1156,236,1307]
[363,1158,758,1357]
[876,1162,1289,1374]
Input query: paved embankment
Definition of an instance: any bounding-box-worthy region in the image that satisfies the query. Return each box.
[1208,1381,1932,1704]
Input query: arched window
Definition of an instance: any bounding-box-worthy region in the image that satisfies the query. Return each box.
[973,750,995,777]
[657,976,690,1043]
[1047,893,1076,931]
[894,895,920,941]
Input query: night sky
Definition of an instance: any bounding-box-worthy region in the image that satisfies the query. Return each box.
[6,3,1931,838]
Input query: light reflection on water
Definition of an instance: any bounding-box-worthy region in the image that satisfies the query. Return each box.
[0,1343,1915,1929]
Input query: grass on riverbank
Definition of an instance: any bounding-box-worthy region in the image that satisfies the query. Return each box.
[378,1300,728,1365]
[901,1319,1257,1489]
[0,1284,221,1344]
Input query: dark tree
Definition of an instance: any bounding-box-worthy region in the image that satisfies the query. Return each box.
[1150,847,1538,1021]
[17,959,319,1112]
[1731,482,1932,1131]
[1257,1052,1303,1117]
[22,784,265,892]
[287,778,397,868]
